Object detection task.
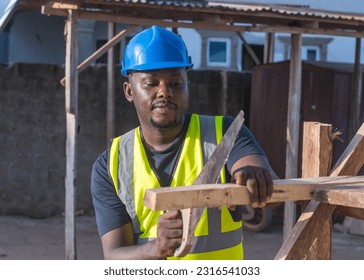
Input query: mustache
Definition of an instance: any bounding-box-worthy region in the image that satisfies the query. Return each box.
[152,99,177,109]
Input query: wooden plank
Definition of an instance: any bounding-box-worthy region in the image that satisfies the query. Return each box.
[276,123,364,260]
[64,9,78,260]
[349,38,363,138]
[301,122,333,178]
[236,32,261,65]
[275,201,336,260]
[41,7,364,38]
[301,122,333,260]
[60,25,137,86]
[107,22,116,142]
[335,206,364,220]
[263,32,274,64]
[143,176,364,211]
[48,2,78,10]
[283,33,302,242]
[331,122,364,232]
[331,122,364,177]
[313,187,364,208]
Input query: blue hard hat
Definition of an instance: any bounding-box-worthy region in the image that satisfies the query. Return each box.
[121,25,193,76]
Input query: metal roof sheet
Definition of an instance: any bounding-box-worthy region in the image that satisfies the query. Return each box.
[2,1,364,34]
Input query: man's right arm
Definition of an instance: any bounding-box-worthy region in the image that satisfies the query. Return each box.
[101,211,183,260]
[91,150,182,260]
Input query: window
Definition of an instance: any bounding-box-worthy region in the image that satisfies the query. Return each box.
[207,38,231,67]
[302,46,320,61]
[307,49,317,61]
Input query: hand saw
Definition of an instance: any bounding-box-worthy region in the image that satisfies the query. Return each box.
[173,110,245,257]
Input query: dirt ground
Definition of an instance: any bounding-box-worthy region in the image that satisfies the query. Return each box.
[0,214,363,260]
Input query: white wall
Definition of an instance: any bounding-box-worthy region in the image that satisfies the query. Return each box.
[7,11,65,65]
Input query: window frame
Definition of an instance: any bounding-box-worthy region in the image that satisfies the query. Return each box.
[207,37,231,67]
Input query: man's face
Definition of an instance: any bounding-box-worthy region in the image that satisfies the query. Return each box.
[124,68,189,130]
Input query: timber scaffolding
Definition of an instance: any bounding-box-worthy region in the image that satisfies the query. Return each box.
[144,121,364,259]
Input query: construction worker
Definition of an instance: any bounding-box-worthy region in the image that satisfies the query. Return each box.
[91,25,277,260]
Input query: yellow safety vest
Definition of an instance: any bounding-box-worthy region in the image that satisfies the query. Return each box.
[109,114,243,260]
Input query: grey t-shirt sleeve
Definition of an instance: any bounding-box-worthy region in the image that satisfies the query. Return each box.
[223,116,267,222]
[91,150,131,237]
[223,115,266,174]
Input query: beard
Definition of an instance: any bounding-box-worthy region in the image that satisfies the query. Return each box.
[150,115,179,130]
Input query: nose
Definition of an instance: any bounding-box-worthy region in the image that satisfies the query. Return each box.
[156,82,172,98]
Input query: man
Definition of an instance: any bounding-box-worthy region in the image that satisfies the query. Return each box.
[91,25,277,260]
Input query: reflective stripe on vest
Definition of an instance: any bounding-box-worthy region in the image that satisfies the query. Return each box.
[109,114,243,260]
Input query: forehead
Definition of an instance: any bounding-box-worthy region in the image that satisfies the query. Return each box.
[130,68,187,80]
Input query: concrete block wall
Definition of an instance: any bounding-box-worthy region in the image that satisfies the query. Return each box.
[0,64,250,217]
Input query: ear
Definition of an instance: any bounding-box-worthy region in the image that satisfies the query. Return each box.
[123,81,133,102]
[186,81,191,109]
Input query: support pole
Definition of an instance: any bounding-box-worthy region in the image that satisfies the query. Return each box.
[236,31,261,65]
[64,9,78,260]
[301,122,333,259]
[264,32,275,64]
[350,38,363,138]
[107,22,116,142]
[283,33,302,242]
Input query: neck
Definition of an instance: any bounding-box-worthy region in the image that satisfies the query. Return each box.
[140,117,185,151]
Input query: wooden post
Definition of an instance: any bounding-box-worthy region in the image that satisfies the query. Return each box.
[264,32,274,64]
[64,9,78,260]
[349,38,363,138]
[220,70,228,115]
[276,123,364,260]
[60,26,137,86]
[107,22,116,142]
[283,33,302,242]
[301,122,333,259]
[331,122,364,234]
[236,32,261,65]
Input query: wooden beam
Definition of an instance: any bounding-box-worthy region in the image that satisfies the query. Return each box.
[41,6,364,38]
[300,122,333,260]
[47,2,78,10]
[301,122,333,178]
[236,32,261,65]
[275,201,336,260]
[283,33,302,242]
[313,187,364,208]
[349,38,363,138]
[107,22,116,142]
[264,32,274,64]
[60,25,137,86]
[330,122,364,177]
[143,176,364,211]
[64,9,78,260]
[335,206,364,220]
[331,122,364,220]
[276,123,364,260]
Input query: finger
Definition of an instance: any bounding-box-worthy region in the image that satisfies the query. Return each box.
[263,168,273,200]
[227,205,237,211]
[164,228,183,239]
[158,212,183,229]
[254,168,268,205]
[162,210,180,220]
[233,169,248,186]
[246,175,259,208]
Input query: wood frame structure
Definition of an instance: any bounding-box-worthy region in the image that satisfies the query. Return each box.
[3,0,363,259]
[144,122,364,259]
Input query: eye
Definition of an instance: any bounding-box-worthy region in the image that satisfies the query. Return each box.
[144,80,158,87]
[170,81,183,87]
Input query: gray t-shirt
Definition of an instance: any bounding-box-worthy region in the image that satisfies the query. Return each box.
[91,113,266,237]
